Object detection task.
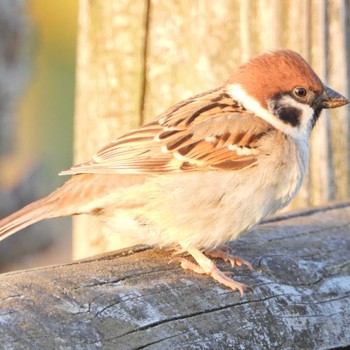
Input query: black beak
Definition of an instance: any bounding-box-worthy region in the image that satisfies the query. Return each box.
[320,86,349,109]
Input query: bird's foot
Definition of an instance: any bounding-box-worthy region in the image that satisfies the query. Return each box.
[171,248,249,295]
[206,245,253,270]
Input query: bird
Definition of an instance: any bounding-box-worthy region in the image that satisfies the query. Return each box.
[0,49,348,295]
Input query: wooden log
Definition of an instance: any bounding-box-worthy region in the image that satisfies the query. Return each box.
[0,202,349,349]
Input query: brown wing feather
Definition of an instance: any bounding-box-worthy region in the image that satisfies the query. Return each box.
[60,88,274,176]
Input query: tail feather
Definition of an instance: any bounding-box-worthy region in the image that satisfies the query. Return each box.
[0,197,55,242]
[0,174,95,241]
[0,173,127,242]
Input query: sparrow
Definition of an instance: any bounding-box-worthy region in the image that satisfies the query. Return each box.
[0,50,347,295]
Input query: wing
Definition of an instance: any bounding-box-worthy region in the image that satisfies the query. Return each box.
[60,88,274,176]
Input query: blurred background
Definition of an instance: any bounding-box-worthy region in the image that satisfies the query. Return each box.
[0,0,349,272]
[0,0,77,272]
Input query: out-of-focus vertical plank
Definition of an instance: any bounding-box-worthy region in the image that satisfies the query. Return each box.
[309,0,335,205]
[239,0,251,61]
[73,0,147,259]
[143,0,241,123]
[342,0,350,197]
[72,0,350,260]
[284,0,311,59]
[328,0,350,200]
[257,0,281,50]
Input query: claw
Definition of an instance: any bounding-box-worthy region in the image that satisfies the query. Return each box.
[206,245,253,270]
[169,257,206,274]
[172,249,251,295]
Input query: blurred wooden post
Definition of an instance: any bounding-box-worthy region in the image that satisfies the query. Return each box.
[73,0,350,259]
[309,0,334,205]
[329,0,350,200]
[0,0,28,190]
[73,0,147,259]
[0,0,28,159]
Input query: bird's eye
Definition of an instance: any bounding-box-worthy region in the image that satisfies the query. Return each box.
[293,87,307,98]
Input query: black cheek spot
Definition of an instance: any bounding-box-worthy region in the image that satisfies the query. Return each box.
[276,107,301,127]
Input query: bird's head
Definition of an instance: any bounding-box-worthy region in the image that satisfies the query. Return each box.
[226,50,348,139]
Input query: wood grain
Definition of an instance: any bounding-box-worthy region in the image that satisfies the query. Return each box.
[1,202,349,349]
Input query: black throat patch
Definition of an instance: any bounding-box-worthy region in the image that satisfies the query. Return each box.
[310,107,322,129]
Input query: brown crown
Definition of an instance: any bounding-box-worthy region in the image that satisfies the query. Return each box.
[226,50,324,109]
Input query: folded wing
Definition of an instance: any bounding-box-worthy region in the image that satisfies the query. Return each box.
[61,88,274,175]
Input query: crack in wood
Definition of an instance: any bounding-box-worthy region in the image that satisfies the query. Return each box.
[133,330,190,350]
[94,293,288,343]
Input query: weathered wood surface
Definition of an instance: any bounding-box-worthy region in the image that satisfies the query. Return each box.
[0,202,349,350]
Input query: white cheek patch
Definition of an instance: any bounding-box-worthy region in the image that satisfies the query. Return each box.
[226,83,313,139]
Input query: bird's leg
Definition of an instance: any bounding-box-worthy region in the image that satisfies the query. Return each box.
[172,248,248,295]
[206,245,253,270]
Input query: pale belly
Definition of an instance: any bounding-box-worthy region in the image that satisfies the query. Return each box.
[100,157,304,251]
